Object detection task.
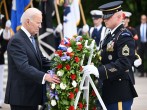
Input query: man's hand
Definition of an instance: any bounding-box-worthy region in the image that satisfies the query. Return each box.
[83,65,99,78]
[45,74,60,84]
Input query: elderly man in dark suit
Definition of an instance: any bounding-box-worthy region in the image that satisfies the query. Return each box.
[4,8,60,110]
[136,14,147,77]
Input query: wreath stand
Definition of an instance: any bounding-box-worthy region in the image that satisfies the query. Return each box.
[74,40,107,110]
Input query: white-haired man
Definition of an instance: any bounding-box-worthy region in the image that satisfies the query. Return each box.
[4,8,60,110]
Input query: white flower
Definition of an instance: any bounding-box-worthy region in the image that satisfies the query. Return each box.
[76,42,81,45]
[57,70,64,76]
[60,83,67,90]
[51,83,56,89]
[51,99,57,106]
[67,47,73,53]
[54,53,59,56]
[72,80,77,87]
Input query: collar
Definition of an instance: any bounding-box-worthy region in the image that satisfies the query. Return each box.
[111,23,122,34]
[21,26,31,38]
[95,24,102,31]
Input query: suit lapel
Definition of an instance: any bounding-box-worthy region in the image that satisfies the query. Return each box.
[19,30,41,64]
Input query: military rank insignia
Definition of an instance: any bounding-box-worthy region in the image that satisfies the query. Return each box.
[122,45,129,56]
[108,68,117,72]
[106,40,114,52]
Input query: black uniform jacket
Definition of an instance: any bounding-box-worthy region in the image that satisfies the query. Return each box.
[98,24,138,104]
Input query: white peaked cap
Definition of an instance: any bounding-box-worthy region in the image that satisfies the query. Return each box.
[90,10,103,16]
[123,11,132,18]
[6,20,11,28]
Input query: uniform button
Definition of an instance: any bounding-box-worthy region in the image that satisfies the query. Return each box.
[119,78,121,81]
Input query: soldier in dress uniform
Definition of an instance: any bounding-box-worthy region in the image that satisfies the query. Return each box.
[83,1,138,110]
[82,10,108,47]
[0,14,12,108]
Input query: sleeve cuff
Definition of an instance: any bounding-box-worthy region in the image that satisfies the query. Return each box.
[42,74,47,84]
[98,65,108,80]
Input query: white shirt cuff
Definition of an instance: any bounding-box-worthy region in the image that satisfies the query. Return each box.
[42,74,47,84]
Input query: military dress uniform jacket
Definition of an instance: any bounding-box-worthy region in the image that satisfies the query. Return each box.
[98,24,138,105]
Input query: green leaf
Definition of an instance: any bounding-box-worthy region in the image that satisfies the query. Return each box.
[62,100,69,105]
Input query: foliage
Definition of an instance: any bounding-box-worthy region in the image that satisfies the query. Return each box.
[46,35,101,110]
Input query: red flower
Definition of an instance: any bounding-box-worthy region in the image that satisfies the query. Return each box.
[70,74,76,80]
[74,88,79,93]
[77,44,83,50]
[55,50,62,57]
[65,42,71,47]
[65,64,70,70]
[57,64,62,69]
[80,66,83,72]
[68,106,74,110]
[91,90,96,97]
[69,92,74,99]
[80,38,83,41]
[74,56,80,63]
[78,102,83,109]
[67,52,74,58]
[92,107,96,110]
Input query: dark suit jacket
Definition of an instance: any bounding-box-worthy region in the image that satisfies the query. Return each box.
[136,23,147,46]
[4,29,51,106]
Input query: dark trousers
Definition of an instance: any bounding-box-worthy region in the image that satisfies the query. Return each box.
[10,105,38,110]
[106,99,133,110]
[137,42,147,75]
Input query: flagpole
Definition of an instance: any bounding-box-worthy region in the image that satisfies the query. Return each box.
[3,0,9,20]
[79,0,89,37]
[54,0,63,40]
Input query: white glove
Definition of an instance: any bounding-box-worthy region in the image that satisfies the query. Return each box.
[83,65,99,78]
[55,23,63,33]
[5,20,11,28]
[134,58,142,67]
[82,24,89,33]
